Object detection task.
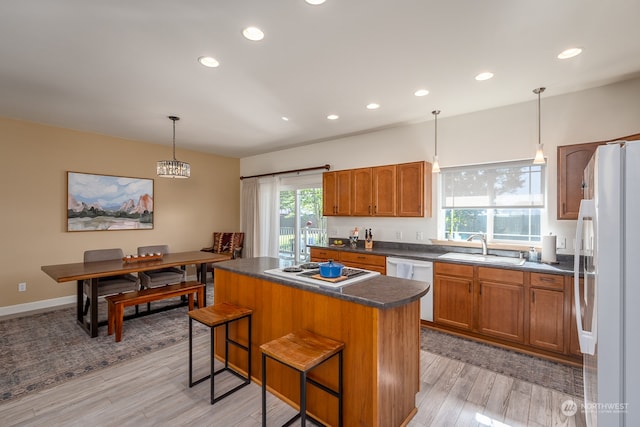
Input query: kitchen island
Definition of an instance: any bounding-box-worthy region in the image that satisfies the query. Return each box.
[212,257,430,427]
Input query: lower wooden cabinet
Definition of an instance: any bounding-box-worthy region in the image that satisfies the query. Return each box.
[339,251,386,274]
[309,248,386,274]
[529,273,565,353]
[433,263,579,363]
[477,267,524,343]
[434,263,474,330]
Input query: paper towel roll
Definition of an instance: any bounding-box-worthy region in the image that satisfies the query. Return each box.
[541,235,557,263]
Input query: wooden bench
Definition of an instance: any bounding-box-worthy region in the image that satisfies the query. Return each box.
[106,281,205,342]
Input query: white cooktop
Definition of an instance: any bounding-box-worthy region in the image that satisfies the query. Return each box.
[263,266,380,289]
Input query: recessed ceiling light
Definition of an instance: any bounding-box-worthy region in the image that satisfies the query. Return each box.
[327,114,339,120]
[366,103,380,110]
[198,56,220,68]
[281,116,290,121]
[242,26,264,41]
[475,72,494,81]
[414,89,429,97]
[305,0,326,5]
[557,47,582,59]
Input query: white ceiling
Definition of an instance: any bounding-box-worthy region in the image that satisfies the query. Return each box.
[1,0,640,158]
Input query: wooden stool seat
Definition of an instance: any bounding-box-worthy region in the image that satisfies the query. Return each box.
[260,330,344,372]
[261,330,344,426]
[189,303,252,327]
[188,302,253,405]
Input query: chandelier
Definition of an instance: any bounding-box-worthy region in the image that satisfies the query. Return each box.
[157,115,190,178]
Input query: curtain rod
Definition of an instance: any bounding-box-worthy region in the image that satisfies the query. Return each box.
[240,164,331,180]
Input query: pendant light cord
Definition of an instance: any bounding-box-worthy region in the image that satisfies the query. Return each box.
[169,115,180,160]
[432,110,440,155]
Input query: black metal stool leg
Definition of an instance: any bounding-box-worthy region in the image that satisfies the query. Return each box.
[300,370,307,426]
[210,322,215,404]
[338,350,343,427]
[262,353,267,426]
[188,317,193,386]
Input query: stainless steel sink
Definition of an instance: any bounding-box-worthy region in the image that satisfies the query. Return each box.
[438,252,526,266]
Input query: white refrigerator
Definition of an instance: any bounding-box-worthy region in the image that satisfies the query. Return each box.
[574,140,639,426]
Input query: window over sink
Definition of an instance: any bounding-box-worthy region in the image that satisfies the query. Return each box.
[438,160,545,243]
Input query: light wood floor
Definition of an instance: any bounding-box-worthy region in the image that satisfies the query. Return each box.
[1,331,586,427]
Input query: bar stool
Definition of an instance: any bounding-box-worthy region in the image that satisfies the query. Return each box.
[188,302,253,404]
[260,330,344,426]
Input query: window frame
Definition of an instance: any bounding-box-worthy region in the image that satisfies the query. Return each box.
[437,160,546,244]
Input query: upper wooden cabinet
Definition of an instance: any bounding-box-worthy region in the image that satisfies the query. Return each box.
[323,170,351,216]
[351,167,374,216]
[323,161,430,217]
[373,165,397,216]
[397,161,431,217]
[557,142,601,220]
[557,132,640,219]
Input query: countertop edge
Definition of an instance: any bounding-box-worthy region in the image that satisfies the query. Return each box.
[213,257,429,309]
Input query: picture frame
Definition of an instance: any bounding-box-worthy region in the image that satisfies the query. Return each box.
[67,172,154,232]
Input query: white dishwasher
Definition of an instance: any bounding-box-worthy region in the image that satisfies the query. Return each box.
[386,257,433,321]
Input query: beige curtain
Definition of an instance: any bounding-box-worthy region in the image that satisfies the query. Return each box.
[240,178,257,258]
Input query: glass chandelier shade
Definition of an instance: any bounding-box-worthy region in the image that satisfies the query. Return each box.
[157,115,190,178]
[432,110,441,173]
[532,87,546,165]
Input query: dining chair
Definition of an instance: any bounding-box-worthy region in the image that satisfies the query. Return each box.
[199,232,244,282]
[82,248,139,317]
[137,245,187,311]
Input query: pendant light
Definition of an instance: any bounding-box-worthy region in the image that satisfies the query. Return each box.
[431,110,441,173]
[157,115,191,178]
[532,87,546,165]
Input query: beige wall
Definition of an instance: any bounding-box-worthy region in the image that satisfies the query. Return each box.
[0,117,240,309]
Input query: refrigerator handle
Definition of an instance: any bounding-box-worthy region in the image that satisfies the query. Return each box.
[574,198,597,356]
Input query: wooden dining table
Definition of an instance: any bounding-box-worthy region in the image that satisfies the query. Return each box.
[41,251,231,337]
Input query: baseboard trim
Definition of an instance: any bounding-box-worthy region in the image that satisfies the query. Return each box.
[0,295,76,318]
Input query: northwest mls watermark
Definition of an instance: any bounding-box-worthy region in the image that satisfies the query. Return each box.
[561,399,629,416]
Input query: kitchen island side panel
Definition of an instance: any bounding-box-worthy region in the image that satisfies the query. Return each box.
[213,269,420,427]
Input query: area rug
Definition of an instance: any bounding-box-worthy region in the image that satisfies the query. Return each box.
[421,327,584,397]
[0,291,212,403]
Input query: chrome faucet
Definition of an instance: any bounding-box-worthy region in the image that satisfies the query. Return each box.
[467,233,488,255]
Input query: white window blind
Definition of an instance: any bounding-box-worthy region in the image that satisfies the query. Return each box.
[441,160,545,209]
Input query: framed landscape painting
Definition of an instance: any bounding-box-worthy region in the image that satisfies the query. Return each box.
[67,172,154,232]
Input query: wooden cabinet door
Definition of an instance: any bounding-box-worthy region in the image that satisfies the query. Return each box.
[397,161,429,217]
[323,171,351,216]
[530,288,565,352]
[434,274,473,331]
[372,165,396,216]
[322,171,337,216]
[351,167,373,216]
[557,133,640,219]
[309,248,341,262]
[557,142,601,220]
[477,280,525,343]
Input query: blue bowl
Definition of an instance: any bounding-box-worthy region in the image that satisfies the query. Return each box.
[318,260,344,278]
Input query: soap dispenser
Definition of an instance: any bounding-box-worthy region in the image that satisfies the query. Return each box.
[529,247,538,262]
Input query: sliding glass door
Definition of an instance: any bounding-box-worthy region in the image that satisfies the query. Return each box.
[279,176,326,264]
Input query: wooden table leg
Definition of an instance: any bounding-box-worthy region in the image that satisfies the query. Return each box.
[90,278,99,338]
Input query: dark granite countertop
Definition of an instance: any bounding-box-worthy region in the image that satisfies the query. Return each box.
[213,256,430,309]
[309,242,576,276]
